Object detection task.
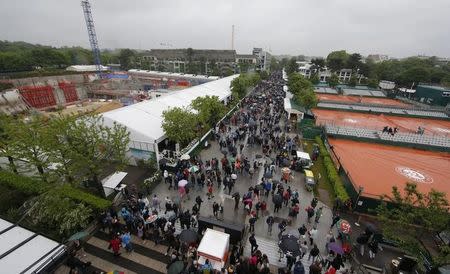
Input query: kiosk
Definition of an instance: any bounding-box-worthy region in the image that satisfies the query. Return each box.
[197,229,230,271]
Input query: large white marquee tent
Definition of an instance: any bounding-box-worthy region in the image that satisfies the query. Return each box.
[102,74,238,161]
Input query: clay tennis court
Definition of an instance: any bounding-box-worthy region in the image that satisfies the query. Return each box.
[313,109,450,136]
[316,94,409,107]
[329,138,450,198]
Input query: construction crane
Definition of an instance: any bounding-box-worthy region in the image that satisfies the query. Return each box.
[81,0,102,78]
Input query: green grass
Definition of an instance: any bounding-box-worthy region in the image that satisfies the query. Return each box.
[302,139,335,206]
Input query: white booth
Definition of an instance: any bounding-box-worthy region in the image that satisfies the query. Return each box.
[102,171,128,197]
[296,151,313,168]
[197,229,230,270]
[284,98,304,121]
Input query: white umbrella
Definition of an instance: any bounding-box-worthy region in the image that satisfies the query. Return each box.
[180,154,190,161]
[231,174,237,180]
[178,179,188,187]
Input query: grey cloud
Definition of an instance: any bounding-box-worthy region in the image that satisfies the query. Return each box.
[0,0,449,57]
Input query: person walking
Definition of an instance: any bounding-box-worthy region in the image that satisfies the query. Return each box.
[314,207,323,224]
[300,241,309,258]
[298,224,307,240]
[249,233,258,253]
[306,206,315,223]
[232,192,240,210]
[266,215,274,235]
[293,259,305,274]
[121,230,133,252]
[368,240,379,259]
[195,195,203,209]
[249,215,257,232]
[330,212,340,228]
[309,244,320,262]
[309,226,318,246]
[309,261,322,274]
[109,234,121,256]
[213,202,219,217]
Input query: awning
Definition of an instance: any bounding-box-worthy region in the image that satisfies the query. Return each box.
[284,98,303,115]
[296,151,311,160]
[102,171,128,189]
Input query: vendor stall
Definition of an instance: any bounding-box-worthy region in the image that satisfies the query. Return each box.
[101,171,128,197]
[197,229,230,271]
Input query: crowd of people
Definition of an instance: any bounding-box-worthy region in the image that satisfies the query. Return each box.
[87,71,367,274]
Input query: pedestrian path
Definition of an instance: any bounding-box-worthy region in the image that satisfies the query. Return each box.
[244,235,315,272]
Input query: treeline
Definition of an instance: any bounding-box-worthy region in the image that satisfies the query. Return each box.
[281,50,450,87]
[0,40,120,72]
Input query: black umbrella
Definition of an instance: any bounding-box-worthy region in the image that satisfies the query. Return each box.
[179,229,198,244]
[255,154,263,159]
[365,222,380,234]
[264,172,273,179]
[278,234,301,257]
[167,260,184,274]
[273,193,283,205]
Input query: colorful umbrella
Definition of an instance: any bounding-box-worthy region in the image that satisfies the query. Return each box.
[281,167,291,174]
[68,231,89,241]
[180,154,190,161]
[189,165,199,173]
[178,179,188,187]
[328,242,344,255]
[337,219,352,234]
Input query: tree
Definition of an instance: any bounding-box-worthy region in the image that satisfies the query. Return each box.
[260,70,269,80]
[118,49,136,70]
[399,66,431,86]
[288,73,313,95]
[191,96,226,128]
[162,107,198,147]
[327,73,340,88]
[367,78,378,88]
[326,50,349,72]
[348,75,358,87]
[376,183,450,269]
[0,115,17,173]
[310,73,320,85]
[269,57,280,71]
[295,89,318,109]
[285,57,298,75]
[61,115,130,196]
[311,58,325,69]
[8,115,50,180]
[25,192,93,237]
[346,53,363,71]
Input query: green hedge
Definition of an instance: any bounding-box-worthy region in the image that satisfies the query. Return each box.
[315,137,350,201]
[0,171,48,195]
[0,171,111,210]
[54,185,111,211]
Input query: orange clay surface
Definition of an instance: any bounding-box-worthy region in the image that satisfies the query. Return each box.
[313,109,450,136]
[328,138,450,198]
[316,94,409,107]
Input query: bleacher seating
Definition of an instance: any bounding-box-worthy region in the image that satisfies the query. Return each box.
[317,103,449,119]
[324,125,450,149]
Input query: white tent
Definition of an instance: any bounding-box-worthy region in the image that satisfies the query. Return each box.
[197,229,230,270]
[0,218,65,274]
[66,65,109,72]
[284,98,304,120]
[102,171,128,197]
[102,75,238,146]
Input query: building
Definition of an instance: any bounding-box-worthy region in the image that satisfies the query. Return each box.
[413,85,450,106]
[366,54,389,63]
[296,61,360,83]
[297,61,314,78]
[101,75,238,165]
[252,48,271,71]
[138,49,236,75]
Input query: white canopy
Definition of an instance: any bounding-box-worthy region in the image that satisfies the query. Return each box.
[284,98,303,115]
[197,229,230,270]
[102,171,127,189]
[66,65,109,72]
[102,75,239,145]
[0,218,65,274]
[296,151,311,160]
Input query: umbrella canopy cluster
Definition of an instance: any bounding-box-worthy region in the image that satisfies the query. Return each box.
[278,234,301,257]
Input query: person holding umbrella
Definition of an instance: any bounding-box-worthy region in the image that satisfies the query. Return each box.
[249,233,258,253]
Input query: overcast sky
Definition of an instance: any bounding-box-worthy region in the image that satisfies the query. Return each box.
[1,0,450,58]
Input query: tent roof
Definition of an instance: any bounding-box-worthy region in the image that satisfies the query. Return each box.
[102,75,239,144]
[0,218,65,274]
[284,98,304,115]
[197,229,229,260]
[102,171,128,189]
